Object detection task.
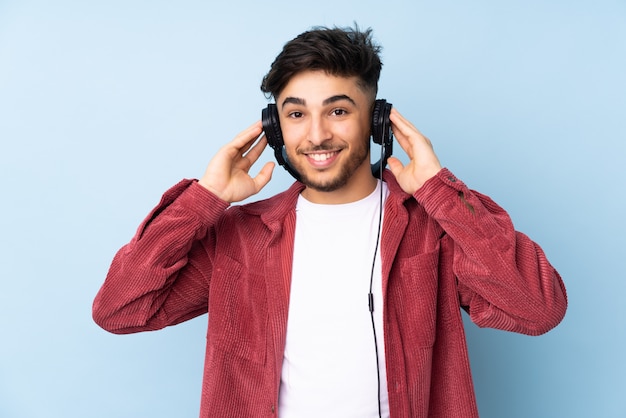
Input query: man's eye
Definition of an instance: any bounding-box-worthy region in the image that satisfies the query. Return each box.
[289,111,303,118]
[332,109,347,116]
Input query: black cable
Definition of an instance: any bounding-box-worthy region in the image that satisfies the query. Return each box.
[368,139,385,418]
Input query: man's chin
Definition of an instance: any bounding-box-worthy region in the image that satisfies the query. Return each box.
[300,170,349,193]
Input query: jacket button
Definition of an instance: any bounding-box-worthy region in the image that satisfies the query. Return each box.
[448,176,456,183]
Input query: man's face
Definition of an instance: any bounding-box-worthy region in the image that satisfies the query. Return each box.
[276,70,375,203]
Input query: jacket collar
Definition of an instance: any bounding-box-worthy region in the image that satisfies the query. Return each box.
[239,169,413,228]
[238,181,305,230]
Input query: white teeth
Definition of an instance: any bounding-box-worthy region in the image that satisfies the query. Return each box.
[310,152,334,162]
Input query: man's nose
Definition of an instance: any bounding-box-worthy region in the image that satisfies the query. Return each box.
[307,116,331,146]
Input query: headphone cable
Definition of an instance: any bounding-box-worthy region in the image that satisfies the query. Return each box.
[368,138,385,418]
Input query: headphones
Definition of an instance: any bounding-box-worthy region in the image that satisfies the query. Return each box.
[261,99,393,181]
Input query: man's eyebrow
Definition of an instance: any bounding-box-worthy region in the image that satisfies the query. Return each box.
[323,94,356,106]
[280,94,356,109]
[281,97,305,108]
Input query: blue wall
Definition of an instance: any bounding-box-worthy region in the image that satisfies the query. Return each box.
[1,1,624,417]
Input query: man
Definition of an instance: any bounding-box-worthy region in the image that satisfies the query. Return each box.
[93,26,567,417]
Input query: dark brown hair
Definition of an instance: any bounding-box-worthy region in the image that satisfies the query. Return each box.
[260,25,383,100]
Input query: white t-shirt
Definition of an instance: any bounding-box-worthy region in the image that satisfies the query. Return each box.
[279,180,390,418]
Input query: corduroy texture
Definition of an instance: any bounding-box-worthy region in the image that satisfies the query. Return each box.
[93,168,567,417]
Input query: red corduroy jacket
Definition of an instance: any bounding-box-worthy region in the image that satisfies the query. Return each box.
[93,168,567,417]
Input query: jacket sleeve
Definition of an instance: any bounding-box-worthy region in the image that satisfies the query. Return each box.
[92,179,230,334]
[414,168,567,336]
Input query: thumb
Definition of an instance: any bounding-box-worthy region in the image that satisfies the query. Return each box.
[253,161,276,192]
[386,156,404,178]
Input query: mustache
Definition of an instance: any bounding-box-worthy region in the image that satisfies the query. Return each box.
[296,143,341,154]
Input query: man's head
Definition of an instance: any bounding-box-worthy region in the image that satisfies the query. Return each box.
[260,25,382,102]
[261,25,385,204]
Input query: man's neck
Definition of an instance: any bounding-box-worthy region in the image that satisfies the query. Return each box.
[301,173,378,204]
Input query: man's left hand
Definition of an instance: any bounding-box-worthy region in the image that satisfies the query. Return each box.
[387,108,442,195]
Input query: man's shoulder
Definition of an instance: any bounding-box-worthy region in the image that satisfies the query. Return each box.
[227,181,304,221]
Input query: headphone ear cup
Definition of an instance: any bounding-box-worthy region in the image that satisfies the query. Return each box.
[262,104,283,150]
[262,104,302,181]
[371,100,384,145]
[371,99,392,146]
[370,99,393,178]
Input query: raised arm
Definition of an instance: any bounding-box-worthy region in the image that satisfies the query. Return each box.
[388,108,566,335]
[93,122,275,334]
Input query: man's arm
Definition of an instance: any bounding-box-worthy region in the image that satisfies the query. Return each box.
[93,122,275,334]
[416,170,567,335]
[388,109,566,334]
[92,180,228,334]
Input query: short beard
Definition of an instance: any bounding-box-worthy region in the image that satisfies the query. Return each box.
[288,143,370,192]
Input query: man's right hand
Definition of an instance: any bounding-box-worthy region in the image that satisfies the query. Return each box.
[198,121,275,203]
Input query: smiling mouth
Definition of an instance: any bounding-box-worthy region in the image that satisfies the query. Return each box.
[307,152,338,162]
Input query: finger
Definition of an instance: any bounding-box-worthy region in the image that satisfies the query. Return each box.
[386,156,404,178]
[389,108,421,135]
[252,161,275,191]
[242,134,268,165]
[390,109,430,148]
[389,109,434,155]
[388,111,416,154]
[390,121,414,158]
[226,121,264,155]
[238,138,257,157]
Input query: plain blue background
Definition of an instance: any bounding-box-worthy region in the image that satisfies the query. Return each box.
[1,1,624,417]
